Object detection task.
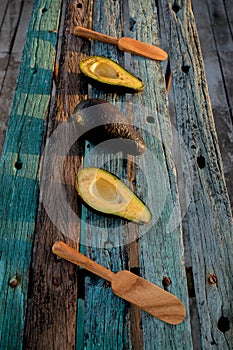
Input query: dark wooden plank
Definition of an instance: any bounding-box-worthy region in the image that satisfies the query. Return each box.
[0,0,63,349]
[192,0,233,211]
[205,0,233,110]
[0,0,34,156]
[160,0,233,348]
[0,0,9,27]
[23,1,92,349]
[0,0,24,82]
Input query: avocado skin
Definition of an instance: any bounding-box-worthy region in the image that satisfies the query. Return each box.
[80,56,144,93]
[73,99,146,155]
[83,76,143,94]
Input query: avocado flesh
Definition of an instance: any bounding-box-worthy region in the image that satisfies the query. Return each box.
[80,56,144,92]
[76,167,151,224]
[73,98,146,155]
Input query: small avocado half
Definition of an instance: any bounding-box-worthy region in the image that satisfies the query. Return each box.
[72,98,146,155]
[80,56,144,93]
[76,167,151,224]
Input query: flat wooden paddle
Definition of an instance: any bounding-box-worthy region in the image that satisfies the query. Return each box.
[52,241,186,324]
[73,26,168,61]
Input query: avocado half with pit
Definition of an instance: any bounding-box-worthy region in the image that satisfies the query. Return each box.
[80,56,144,93]
[76,167,151,224]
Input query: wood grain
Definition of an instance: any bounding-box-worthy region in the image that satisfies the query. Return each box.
[80,0,193,348]
[160,0,233,348]
[23,1,92,349]
[0,0,34,156]
[0,0,62,349]
[73,26,168,60]
[192,0,233,212]
[52,241,186,325]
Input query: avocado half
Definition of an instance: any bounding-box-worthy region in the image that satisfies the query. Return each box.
[76,167,151,224]
[72,98,146,155]
[80,56,144,93]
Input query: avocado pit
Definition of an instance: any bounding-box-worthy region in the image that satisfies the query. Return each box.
[90,62,119,79]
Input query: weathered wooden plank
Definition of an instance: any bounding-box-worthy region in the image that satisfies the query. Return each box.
[160,0,233,348]
[192,0,233,220]
[0,0,62,349]
[205,0,233,111]
[0,0,34,156]
[79,0,192,349]
[0,0,24,88]
[80,2,132,349]
[23,1,92,349]
[126,1,193,349]
[0,0,9,27]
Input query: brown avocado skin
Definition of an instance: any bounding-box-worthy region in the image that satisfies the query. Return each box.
[72,99,146,155]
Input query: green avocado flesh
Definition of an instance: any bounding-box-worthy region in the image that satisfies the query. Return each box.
[80,56,144,92]
[76,167,151,224]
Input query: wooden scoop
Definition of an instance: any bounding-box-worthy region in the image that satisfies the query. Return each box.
[52,241,186,324]
[73,26,168,61]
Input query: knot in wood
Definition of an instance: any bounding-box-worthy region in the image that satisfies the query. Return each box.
[208,274,217,285]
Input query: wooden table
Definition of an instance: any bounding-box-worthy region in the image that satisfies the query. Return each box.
[0,0,232,349]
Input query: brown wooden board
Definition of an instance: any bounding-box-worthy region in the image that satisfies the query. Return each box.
[23,1,92,349]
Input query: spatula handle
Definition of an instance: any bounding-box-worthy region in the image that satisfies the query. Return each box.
[52,241,115,282]
[73,26,119,46]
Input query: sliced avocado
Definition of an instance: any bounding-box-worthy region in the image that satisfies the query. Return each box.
[76,167,151,224]
[80,56,144,93]
[72,98,146,155]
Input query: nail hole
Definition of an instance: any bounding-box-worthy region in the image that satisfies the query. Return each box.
[218,316,230,333]
[197,155,206,169]
[77,3,82,8]
[129,18,136,31]
[172,3,180,13]
[162,276,171,288]
[54,254,62,262]
[182,65,190,74]
[15,161,23,170]
[9,277,19,288]
[146,116,155,123]
[42,8,47,13]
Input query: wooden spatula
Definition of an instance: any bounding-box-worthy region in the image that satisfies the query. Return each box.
[52,241,186,324]
[73,26,168,61]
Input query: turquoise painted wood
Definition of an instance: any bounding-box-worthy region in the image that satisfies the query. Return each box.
[0,0,232,349]
[79,0,192,349]
[0,0,62,348]
[160,0,233,348]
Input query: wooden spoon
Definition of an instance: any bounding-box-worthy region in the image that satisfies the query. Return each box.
[52,241,186,325]
[73,26,168,61]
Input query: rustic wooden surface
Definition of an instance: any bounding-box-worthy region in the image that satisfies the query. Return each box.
[0,0,63,349]
[0,0,232,349]
[24,1,92,349]
[160,1,233,348]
